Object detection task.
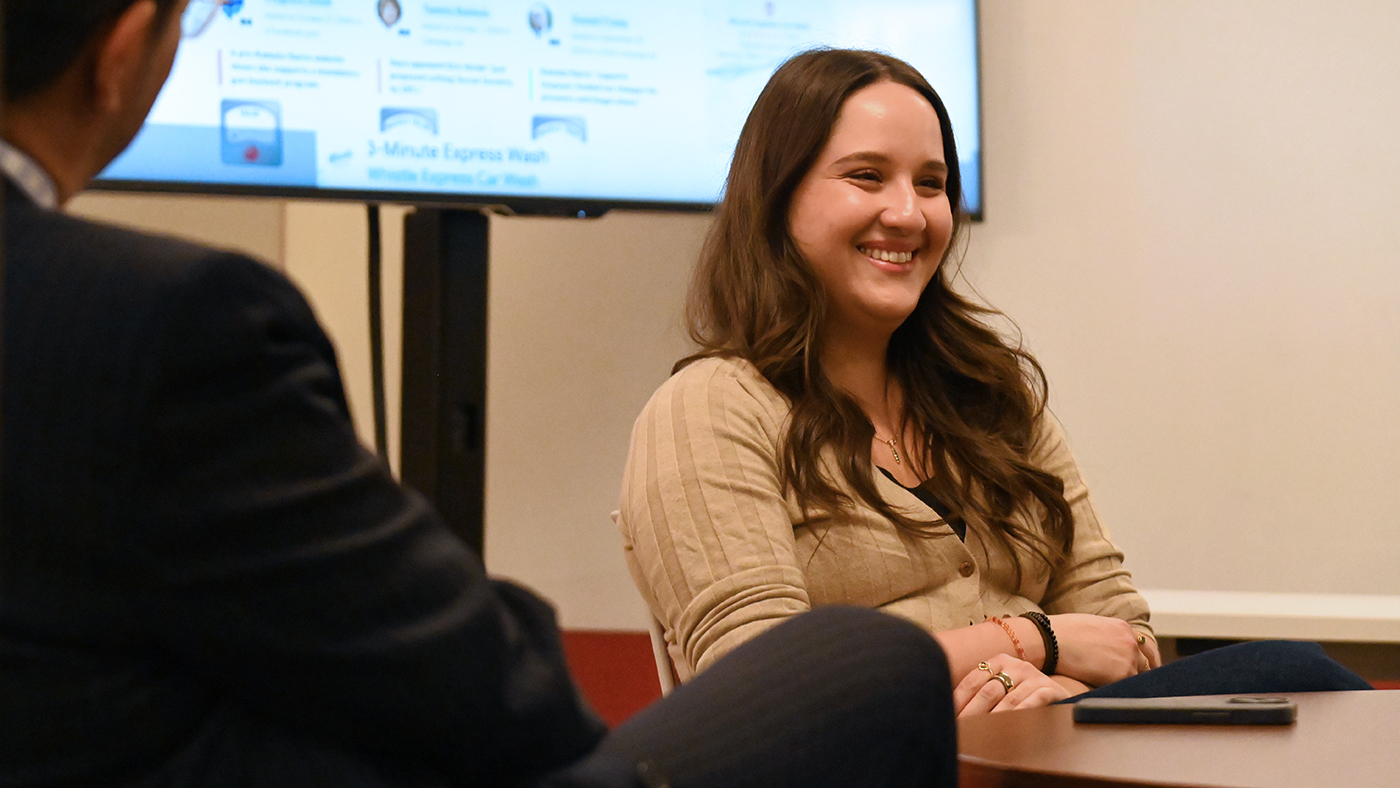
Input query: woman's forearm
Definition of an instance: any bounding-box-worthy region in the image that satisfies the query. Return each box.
[1051,675,1092,696]
[933,617,1047,683]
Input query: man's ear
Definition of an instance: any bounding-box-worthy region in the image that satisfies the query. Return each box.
[91,0,162,116]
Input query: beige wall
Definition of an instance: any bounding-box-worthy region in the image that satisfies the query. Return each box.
[966,1,1400,599]
[70,0,1400,629]
[71,192,285,265]
[480,211,701,627]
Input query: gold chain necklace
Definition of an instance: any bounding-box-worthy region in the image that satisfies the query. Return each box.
[874,431,903,464]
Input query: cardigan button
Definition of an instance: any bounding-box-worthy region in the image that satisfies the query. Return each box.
[958,561,975,577]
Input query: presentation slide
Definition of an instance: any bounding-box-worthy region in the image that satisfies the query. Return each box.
[99,0,981,211]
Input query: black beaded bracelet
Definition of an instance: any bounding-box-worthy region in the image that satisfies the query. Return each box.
[1019,611,1059,675]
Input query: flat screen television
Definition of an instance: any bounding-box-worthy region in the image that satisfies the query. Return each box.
[96,0,982,217]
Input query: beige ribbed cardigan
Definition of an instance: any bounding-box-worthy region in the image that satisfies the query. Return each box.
[616,356,1151,681]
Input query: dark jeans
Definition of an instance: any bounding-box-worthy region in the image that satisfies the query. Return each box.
[548,607,958,788]
[1070,639,1373,700]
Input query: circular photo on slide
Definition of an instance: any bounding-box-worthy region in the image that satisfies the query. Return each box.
[378,0,401,27]
[528,4,553,37]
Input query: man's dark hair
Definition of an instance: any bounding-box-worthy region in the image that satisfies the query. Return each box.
[3,0,183,102]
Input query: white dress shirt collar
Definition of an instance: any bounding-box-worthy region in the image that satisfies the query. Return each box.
[0,138,60,210]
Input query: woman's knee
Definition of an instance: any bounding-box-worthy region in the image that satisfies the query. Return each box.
[1173,640,1371,694]
[1227,640,1371,691]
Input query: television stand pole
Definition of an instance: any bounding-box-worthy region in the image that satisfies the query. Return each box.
[399,208,490,558]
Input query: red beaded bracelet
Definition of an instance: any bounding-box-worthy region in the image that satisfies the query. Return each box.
[988,616,1026,661]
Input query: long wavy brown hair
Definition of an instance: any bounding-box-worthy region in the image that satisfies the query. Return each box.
[678,48,1074,582]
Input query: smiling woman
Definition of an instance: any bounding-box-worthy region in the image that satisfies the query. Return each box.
[617,48,1371,719]
[615,48,1156,713]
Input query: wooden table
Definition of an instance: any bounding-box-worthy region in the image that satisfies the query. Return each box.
[958,691,1398,787]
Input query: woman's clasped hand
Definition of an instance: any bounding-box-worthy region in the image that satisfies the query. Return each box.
[1049,614,1161,687]
[953,658,1071,716]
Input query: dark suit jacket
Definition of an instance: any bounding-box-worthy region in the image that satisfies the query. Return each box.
[0,184,606,787]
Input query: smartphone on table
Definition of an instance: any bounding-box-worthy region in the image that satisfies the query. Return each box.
[1072,695,1297,725]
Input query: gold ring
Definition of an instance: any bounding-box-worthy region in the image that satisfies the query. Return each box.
[978,661,993,672]
[1137,635,1147,645]
[992,671,1015,692]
